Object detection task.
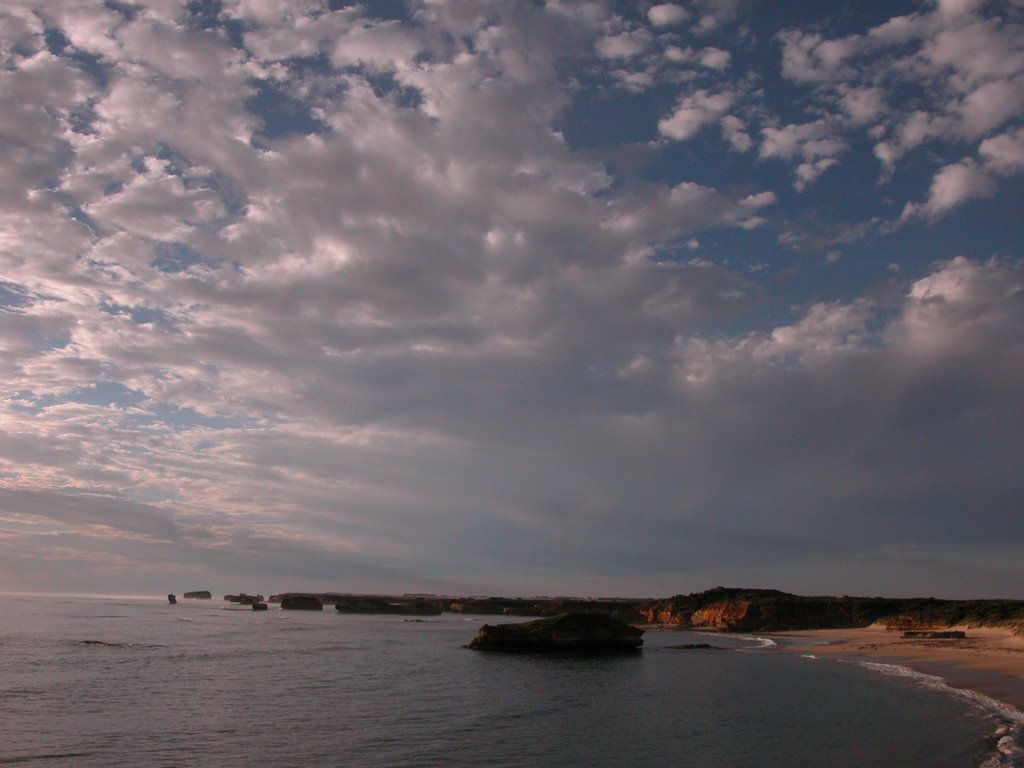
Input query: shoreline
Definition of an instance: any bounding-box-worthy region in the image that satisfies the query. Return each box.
[770,625,1024,713]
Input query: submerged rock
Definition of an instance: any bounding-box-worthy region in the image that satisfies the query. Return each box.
[665,643,724,650]
[467,613,643,653]
[281,594,323,611]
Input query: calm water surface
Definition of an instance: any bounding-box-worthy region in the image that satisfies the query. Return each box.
[1,595,1020,767]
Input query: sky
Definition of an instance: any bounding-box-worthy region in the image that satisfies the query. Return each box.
[1,0,1023,600]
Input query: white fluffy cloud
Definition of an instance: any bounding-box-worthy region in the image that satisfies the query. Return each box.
[774,1,1024,204]
[979,125,1024,173]
[901,159,998,219]
[659,89,736,141]
[648,4,689,27]
[760,120,848,190]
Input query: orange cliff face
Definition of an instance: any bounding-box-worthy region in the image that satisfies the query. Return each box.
[690,600,764,631]
[639,598,765,631]
[639,604,689,625]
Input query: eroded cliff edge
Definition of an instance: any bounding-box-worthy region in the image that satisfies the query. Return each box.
[638,587,1024,634]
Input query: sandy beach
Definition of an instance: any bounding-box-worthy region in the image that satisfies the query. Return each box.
[773,625,1024,712]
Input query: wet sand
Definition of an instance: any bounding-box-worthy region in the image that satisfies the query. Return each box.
[772,625,1024,712]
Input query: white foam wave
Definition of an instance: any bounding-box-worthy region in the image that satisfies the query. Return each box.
[737,634,778,649]
[856,661,1024,767]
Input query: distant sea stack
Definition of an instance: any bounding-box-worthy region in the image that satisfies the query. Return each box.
[183,590,212,599]
[334,596,442,616]
[281,594,323,611]
[467,613,644,653]
[224,593,264,606]
[167,594,177,604]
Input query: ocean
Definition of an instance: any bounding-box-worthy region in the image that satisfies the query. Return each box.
[2,595,1022,767]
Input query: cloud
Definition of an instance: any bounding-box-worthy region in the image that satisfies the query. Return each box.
[698,46,731,70]
[648,4,690,27]
[900,158,998,219]
[0,0,1021,598]
[663,257,1024,559]
[771,1,1024,212]
[778,29,862,83]
[980,126,1024,173]
[759,120,848,190]
[837,85,886,125]
[596,28,653,59]
[658,88,736,141]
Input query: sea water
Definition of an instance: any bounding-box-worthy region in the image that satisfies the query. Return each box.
[1,595,1021,767]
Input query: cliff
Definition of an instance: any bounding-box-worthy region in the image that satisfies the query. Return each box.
[639,587,1024,633]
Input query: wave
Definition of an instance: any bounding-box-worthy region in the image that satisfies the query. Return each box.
[737,634,778,649]
[76,640,164,649]
[855,661,1024,767]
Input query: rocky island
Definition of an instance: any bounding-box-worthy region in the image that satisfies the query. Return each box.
[334,596,442,616]
[280,594,323,610]
[467,613,644,653]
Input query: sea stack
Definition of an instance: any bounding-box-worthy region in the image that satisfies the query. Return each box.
[467,613,644,653]
[167,594,177,604]
[281,594,323,611]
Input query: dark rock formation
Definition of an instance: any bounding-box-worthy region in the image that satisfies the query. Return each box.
[334,596,442,616]
[665,643,724,650]
[183,590,212,599]
[252,602,269,611]
[167,594,177,604]
[225,594,263,604]
[902,630,966,639]
[467,613,643,653]
[77,640,163,648]
[281,594,323,611]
